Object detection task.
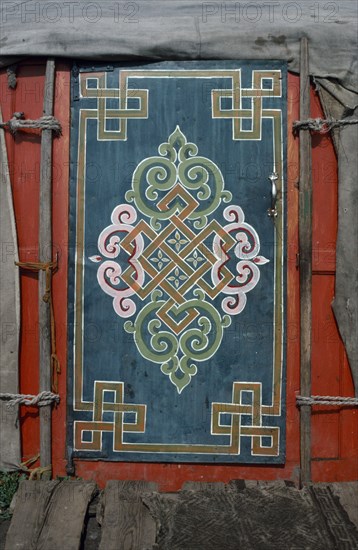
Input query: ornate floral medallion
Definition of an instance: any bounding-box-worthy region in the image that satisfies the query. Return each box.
[90,127,269,393]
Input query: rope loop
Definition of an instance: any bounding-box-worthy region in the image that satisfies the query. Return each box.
[18,456,52,480]
[15,259,57,303]
[293,117,358,135]
[28,464,52,480]
[15,259,60,392]
[0,113,62,135]
[296,395,358,407]
[0,391,60,408]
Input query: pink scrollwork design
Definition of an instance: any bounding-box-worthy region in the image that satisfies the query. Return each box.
[97,261,139,318]
[91,204,145,318]
[98,204,139,258]
[212,205,269,315]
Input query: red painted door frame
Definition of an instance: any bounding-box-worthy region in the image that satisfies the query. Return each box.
[1,61,356,489]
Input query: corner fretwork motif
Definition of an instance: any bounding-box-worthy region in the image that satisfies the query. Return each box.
[75,379,279,456]
[79,69,282,142]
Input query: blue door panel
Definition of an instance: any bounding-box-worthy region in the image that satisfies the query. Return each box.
[68,60,286,463]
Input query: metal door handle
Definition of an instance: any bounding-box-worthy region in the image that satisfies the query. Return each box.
[267,172,278,218]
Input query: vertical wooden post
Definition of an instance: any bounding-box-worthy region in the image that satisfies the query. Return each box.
[299,38,312,484]
[0,107,21,470]
[39,59,55,474]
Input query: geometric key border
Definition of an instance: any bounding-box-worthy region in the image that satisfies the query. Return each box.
[74,380,279,457]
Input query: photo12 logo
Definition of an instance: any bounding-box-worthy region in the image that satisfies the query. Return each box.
[1,2,140,24]
[201,2,339,24]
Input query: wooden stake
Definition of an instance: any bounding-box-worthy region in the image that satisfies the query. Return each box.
[39,59,55,476]
[299,38,312,484]
[0,107,21,470]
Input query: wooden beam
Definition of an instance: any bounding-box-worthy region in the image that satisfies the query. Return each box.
[99,480,158,550]
[39,59,56,475]
[37,481,97,550]
[299,37,312,484]
[0,107,21,470]
[5,481,60,550]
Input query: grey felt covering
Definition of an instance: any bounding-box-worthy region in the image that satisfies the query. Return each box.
[316,81,358,396]
[0,1,357,93]
[333,108,358,392]
[0,1,357,395]
[0,110,21,470]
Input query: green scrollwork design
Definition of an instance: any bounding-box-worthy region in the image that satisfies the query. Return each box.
[126,126,232,230]
[124,289,232,393]
[178,156,231,229]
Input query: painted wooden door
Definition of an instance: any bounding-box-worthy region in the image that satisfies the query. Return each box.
[68,61,286,464]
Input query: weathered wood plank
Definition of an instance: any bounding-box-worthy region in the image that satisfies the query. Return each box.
[299,37,312,485]
[99,480,158,550]
[36,481,97,550]
[39,58,56,475]
[5,480,59,550]
[0,106,21,470]
[181,481,226,493]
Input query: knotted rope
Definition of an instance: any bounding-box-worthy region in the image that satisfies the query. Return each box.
[19,454,40,472]
[296,395,358,406]
[293,117,358,135]
[0,391,60,408]
[19,454,52,479]
[28,464,52,480]
[0,114,62,135]
[15,259,61,393]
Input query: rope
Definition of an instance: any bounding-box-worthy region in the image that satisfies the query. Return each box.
[15,259,61,393]
[20,454,40,470]
[29,464,52,480]
[293,117,358,135]
[18,455,52,480]
[0,391,60,407]
[0,114,62,135]
[297,395,358,406]
[8,454,52,479]
[16,260,56,302]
